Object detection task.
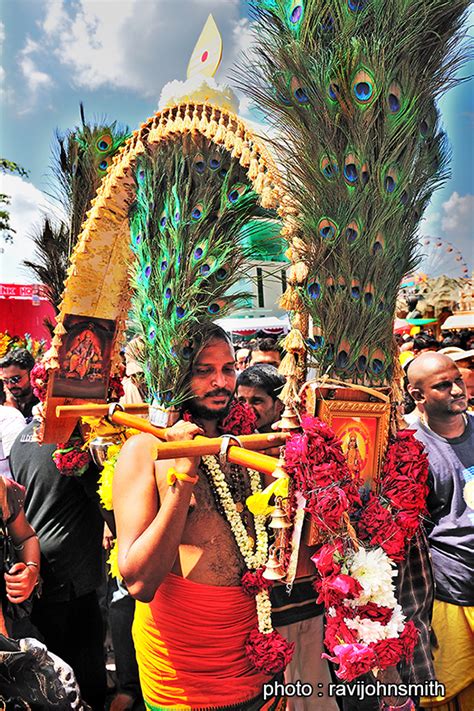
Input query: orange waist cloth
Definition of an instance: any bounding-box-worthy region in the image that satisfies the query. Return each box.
[133,573,272,710]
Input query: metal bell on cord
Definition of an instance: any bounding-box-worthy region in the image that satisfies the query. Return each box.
[268,497,291,529]
[262,545,285,580]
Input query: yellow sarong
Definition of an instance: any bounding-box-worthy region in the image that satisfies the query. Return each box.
[421,599,474,711]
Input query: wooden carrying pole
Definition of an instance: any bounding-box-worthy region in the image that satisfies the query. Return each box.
[56,403,285,474]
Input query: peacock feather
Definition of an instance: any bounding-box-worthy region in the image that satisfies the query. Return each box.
[242,0,469,384]
[55,103,130,252]
[129,130,270,409]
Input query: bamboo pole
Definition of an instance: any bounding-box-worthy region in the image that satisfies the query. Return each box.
[153,439,279,474]
[56,403,149,417]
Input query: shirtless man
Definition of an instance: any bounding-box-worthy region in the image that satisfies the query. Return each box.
[113,324,285,710]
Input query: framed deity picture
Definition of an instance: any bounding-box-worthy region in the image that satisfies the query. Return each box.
[316,399,391,486]
[51,314,117,400]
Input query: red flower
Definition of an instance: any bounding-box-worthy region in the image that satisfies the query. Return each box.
[220,400,257,435]
[400,620,419,661]
[30,362,48,402]
[246,628,294,675]
[356,602,394,626]
[314,574,362,606]
[241,568,273,597]
[324,611,358,653]
[183,400,257,436]
[311,541,343,577]
[307,487,349,531]
[53,439,91,477]
[323,643,376,681]
[108,374,125,400]
[371,637,404,670]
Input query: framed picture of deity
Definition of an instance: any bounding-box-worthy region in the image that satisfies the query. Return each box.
[51,314,117,400]
[316,399,391,487]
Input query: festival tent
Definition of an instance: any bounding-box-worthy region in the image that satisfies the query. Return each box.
[215,316,290,338]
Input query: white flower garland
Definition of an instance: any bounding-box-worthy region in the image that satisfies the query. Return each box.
[201,454,273,634]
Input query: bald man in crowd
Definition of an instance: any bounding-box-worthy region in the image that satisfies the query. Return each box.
[407,353,473,710]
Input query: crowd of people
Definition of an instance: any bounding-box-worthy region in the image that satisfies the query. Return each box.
[0,328,472,710]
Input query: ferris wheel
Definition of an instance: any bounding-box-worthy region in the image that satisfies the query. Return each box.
[415,237,470,280]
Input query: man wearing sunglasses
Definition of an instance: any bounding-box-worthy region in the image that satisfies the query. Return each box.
[0,349,39,422]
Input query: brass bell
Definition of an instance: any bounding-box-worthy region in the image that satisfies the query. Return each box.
[276,404,300,430]
[269,498,292,529]
[262,545,285,580]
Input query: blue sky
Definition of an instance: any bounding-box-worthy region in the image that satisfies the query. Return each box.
[0,0,472,283]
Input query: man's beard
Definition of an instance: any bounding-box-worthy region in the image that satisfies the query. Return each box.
[186,388,233,422]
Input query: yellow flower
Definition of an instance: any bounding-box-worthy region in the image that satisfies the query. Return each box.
[97,445,122,510]
[107,540,122,580]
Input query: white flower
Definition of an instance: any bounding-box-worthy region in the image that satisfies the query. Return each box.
[349,547,398,606]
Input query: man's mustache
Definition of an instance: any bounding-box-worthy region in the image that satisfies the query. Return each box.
[203,388,233,399]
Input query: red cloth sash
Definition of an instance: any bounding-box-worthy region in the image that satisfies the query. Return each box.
[133,573,272,709]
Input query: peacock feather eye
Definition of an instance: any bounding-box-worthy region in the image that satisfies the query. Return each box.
[290,77,310,105]
[328,82,339,102]
[361,162,369,185]
[348,0,368,12]
[200,264,211,275]
[216,267,228,281]
[98,156,112,174]
[148,327,156,341]
[176,306,186,319]
[351,68,376,106]
[307,282,321,299]
[351,279,361,299]
[159,212,167,229]
[209,155,221,170]
[287,1,304,30]
[182,346,193,360]
[364,284,374,306]
[320,155,339,180]
[320,15,334,31]
[344,153,359,185]
[336,340,350,369]
[208,303,221,314]
[400,190,409,206]
[345,220,360,244]
[370,349,386,375]
[164,287,172,300]
[96,133,113,153]
[193,243,205,261]
[318,218,338,240]
[160,259,168,271]
[227,183,247,205]
[387,82,402,113]
[191,203,204,221]
[306,335,324,350]
[383,166,399,194]
[357,353,368,372]
[143,264,152,281]
[194,154,206,174]
[372,232,385,254]
[137,168,146,184]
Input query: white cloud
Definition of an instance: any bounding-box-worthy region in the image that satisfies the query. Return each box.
[18,37,53,101]
[0,174,53,284]
[441,191,474,238]
[30,0,244,99]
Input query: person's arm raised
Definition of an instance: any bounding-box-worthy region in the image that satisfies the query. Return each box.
[113,423,202,602]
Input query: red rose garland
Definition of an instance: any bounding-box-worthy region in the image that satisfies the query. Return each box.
[283,416,428,681]
[52,438,91,477]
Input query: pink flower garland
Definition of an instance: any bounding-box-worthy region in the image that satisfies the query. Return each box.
[283,416,428,681]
